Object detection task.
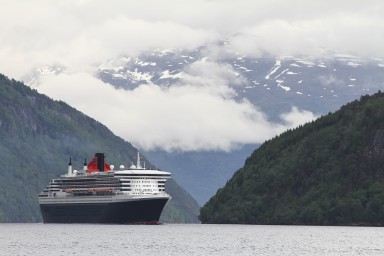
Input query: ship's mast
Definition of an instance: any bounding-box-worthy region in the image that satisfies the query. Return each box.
[136,151,142,169]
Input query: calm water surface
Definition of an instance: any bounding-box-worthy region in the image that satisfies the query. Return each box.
[2,224,384,255]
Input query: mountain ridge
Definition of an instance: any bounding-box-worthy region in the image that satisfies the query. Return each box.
[0,73,199,223]
[23,46,384,204]
[200,91,384,225]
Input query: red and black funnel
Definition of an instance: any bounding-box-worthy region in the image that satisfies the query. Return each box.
[87,153,111,173]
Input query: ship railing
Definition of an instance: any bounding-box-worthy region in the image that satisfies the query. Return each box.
[65,187,119,196]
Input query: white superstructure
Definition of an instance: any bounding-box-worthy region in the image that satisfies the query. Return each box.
[39,152,171,203]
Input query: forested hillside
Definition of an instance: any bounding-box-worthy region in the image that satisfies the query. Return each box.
[0,74,199,223]
[200,91,384,225]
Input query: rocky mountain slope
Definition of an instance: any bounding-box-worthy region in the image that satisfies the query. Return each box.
[200,91,384,225]
[0,74,199,223]
[96,49,384,117]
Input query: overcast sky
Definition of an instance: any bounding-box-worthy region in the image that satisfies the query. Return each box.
[1,0,383,152]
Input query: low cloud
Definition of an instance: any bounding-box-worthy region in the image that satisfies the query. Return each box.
[280,107,317,128]
[37,62,316,152]
[1,0,377,151]
[1,1,384,78]
[229,14,384,58]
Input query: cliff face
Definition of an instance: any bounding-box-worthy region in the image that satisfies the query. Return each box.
[0,74,199,223]
[200,91,384,225]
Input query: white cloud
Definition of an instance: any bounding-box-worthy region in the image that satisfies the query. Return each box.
[280,107,317,128]
[0,0,377,151]
[1,0,384,78]
[36,62,316,152]
[229,14,384,58]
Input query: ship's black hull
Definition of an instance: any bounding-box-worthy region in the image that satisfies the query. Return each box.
[40,198,169,224]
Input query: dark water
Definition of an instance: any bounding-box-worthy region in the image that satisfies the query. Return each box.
[2,224,384,255]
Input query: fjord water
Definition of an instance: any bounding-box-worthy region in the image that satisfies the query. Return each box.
[2,224,384,256]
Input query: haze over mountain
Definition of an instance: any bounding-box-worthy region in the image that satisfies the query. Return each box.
[1,1,384,204]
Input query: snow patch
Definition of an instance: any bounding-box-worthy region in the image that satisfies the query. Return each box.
[112,73,127,79]
[181,55,194,60]
[347,62,361,67]
[296,60,315,67]
[237,66,253,72]
[153,49,175,56]
[127,69,153,82]
[275,69,288,79]
[136,60,156,66]
[159,70,183,79]
[265,59,281,79]
[276,79,290,91]
[280,85,291,91]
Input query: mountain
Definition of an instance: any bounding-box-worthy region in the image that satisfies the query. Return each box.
[0,74,199,223]
[200,91,384,225]
[25,45,384,205]
[96,49,384,119]
[96,49,384,205]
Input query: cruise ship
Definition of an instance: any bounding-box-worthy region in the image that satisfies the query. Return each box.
[38,152,171,224]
